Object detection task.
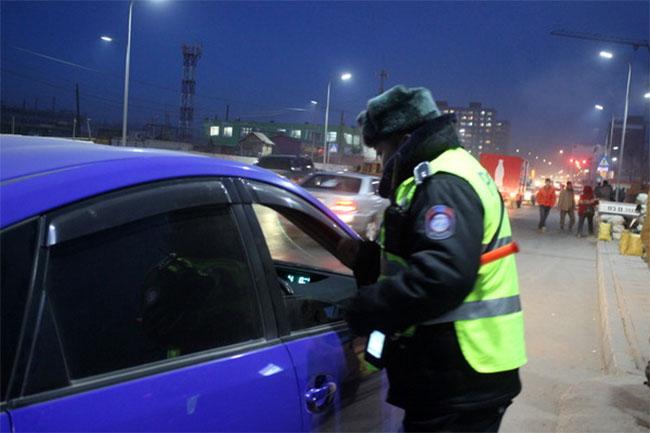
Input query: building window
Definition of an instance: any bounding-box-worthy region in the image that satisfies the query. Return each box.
[240,127,252,137]
[481,110,485,115]
[327,131,337,142]
[468,122,473,127]
[486,122,492,127]
[210,126,219,136]
[277,128,287,133]
[486,140,492,144]
[344,133,353,144]
[353,135,360,145]
[480,123,484,127]
[223,126,233,137]
[290,129,302,139]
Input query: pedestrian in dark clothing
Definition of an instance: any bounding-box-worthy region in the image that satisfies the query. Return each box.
[577,186,597,237]
[341,85,526,433]
[600,180,613,201]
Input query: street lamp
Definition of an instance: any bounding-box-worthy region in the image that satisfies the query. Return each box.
[100,35,113,42]
[594,104,604,111]
[323,72,352,164]
[120,1,136,146]
[600,50,632,201]
[644,92,650,99]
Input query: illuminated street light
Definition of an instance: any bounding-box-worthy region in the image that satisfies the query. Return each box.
[594,104,604,111]
[600,49,631,201]
[548,161,552,166]
[612,157,618,162]
[323,72,353,164]
[100,35,113,42]
[559,149,564,154]
[515,148,520,153]
[644,92,650,99]
[310,100,318,105]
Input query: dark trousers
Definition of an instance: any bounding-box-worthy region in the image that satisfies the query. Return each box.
[538,205,551,229]
[577,214,594,236]
[560,210,575,230]
[403,403,511,433]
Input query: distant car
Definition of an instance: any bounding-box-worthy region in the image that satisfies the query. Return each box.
[300,172,389,240]
[255,154,314,183]
[0,135,402,432]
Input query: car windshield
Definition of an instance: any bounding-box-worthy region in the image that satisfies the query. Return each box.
[301,175,362,194]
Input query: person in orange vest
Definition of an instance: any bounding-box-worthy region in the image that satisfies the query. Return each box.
[536,178,556,232]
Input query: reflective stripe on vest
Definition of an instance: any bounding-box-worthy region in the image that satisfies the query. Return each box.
[380,147,527,373]
[421,295,521,325]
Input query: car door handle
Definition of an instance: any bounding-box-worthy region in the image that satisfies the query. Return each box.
[304,381,337,413]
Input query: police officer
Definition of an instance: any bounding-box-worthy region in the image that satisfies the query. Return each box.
[343,85,527,432]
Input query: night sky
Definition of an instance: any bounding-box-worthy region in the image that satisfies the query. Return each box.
[1,1,648,160]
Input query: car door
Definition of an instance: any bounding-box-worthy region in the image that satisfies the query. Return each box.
[238,179,403,432]
[3,178,302,432]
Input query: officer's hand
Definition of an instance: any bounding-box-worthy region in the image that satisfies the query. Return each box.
[336,238,361,269]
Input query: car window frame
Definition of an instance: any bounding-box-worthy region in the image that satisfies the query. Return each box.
[234,178,356,339]
[5,177,280,410]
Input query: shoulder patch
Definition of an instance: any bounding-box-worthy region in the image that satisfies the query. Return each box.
[425,205,456,240]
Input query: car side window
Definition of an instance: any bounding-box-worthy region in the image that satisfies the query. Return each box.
[371,180,380,195]
[44,204,262,380]
[251,204,354,331]
[1,219,38,400]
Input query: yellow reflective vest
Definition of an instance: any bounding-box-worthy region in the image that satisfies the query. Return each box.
[380,147,527,373]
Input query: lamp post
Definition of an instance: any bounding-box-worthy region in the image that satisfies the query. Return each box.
[323,72,352,165]
[121,0,134,146]
[600,50,632,201]
[616,62,632,201]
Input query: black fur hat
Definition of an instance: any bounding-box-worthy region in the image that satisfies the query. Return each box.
[356,85,441,147]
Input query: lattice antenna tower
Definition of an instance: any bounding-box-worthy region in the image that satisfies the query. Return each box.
[179,43,202,140]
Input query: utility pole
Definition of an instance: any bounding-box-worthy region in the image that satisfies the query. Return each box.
[73,118,77,139]
[225,104,230,121]
[379,69,388,94]
[340,110,345,126]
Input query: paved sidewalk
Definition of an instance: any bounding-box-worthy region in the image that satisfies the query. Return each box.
[597,240,649,375]
[557,240,650,433]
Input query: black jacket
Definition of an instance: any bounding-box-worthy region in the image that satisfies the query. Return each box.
[345,116,521,411]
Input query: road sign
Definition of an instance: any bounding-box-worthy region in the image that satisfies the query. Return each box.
[597,155,609,170]
[598,200,639,217]
[329,143,338,154]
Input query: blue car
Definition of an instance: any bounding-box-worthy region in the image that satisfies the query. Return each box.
[0,135,402,432]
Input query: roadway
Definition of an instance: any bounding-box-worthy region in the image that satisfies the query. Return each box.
[501,205,639,433]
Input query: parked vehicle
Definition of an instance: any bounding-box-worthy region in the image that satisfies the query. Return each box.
[255,154,314,183]
[299,172,389,240]
[479,153,529,207]
[0,136,402,432]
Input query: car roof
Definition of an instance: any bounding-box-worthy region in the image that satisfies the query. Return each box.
[0,135,356,236]
[308,171,379,180]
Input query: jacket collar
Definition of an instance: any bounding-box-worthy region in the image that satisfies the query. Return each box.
[378,114,461,198]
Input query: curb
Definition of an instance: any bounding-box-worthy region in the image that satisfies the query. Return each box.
[595,241,640,375]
